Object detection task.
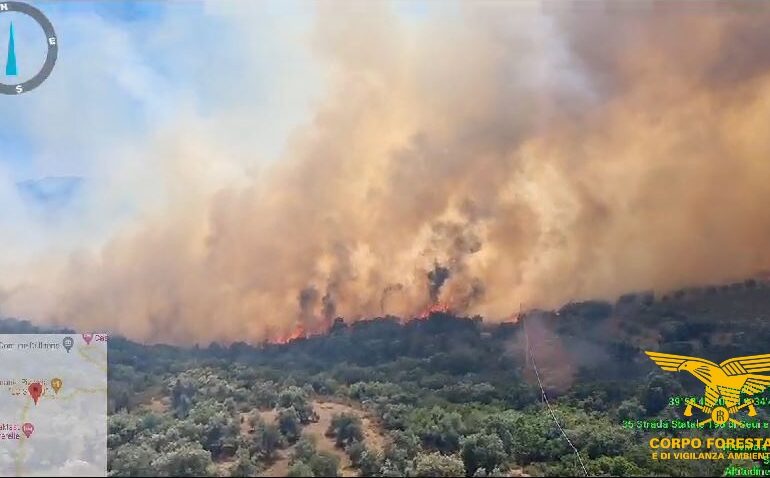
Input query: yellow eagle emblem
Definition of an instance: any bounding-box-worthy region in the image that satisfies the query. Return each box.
[645,351,770,427]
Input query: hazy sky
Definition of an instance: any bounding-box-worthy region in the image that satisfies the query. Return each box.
[3,1,770,344]
[0,0,446,340]
[0,0,439,251]
[1,0,325,261]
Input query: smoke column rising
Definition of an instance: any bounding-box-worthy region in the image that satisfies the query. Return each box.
[3,1,770,343]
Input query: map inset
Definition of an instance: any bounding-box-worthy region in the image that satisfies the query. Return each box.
[0,334,107,476]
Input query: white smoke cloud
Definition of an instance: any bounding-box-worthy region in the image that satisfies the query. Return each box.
[2,1,770,344]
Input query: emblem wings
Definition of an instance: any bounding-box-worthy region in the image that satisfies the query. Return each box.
[646,351,770,396]
[721,353,770,394]
[645,351,717,371]
[720,353,770,374]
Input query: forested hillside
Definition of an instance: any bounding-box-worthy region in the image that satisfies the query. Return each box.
[8,279,770,477]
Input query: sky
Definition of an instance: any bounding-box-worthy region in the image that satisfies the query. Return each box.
[0,0,449,341]
[0,0,437,239]
[2,0,319,174]
[1,0,323,257]
[3,1,770,344]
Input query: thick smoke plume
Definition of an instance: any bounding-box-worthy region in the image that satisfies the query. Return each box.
[4,2,770,343]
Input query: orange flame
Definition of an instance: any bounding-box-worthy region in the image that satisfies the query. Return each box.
[417,301,452,319]
[269,300,456,343]
[272,325,307,344]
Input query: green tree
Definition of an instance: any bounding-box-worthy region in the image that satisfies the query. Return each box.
[108,444,157,477]
[188,399,239,458]
[506,411,554,464]
[410,452,465,477]
[229,449,258,477]
[347,441,383,476]
[253,381,279,409]
[382,430,420,474]
[590,455,643,476]
[617,398,646,420]
[643,374,682,415]
[380,458,404,477]
[327,413,364,448]
[472,467,508,477]
[571,419,631,459]
[287,461,314,477]
[291,436,318,464]
[278,407,302,443]
[108,413,141,448]
[251,422,283,460]
[163,420,204,450]
[151,442,215,477]
[483,411,522,455]
[170,376,197,419]
[346,440,366,466]
[279,386,316,424]
[460,433,507,476]
[408,407,465,453]
[309,451,341,477]
[359,449,384,477]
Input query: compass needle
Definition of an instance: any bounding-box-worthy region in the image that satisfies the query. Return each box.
[5,21,16,76]
[0,2,57,94]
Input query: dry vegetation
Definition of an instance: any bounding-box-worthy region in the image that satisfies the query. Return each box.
[258,401,384,477]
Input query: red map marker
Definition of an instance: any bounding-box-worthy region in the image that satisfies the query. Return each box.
[82,333,93,345]
[22,423,34,438]
[28,383,42,405]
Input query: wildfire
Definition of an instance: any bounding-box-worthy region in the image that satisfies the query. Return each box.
[418,301,452,319]
[269,300,455,344]
[273,325,307,344]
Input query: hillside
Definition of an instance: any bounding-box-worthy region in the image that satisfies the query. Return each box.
[6,278,770,476]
